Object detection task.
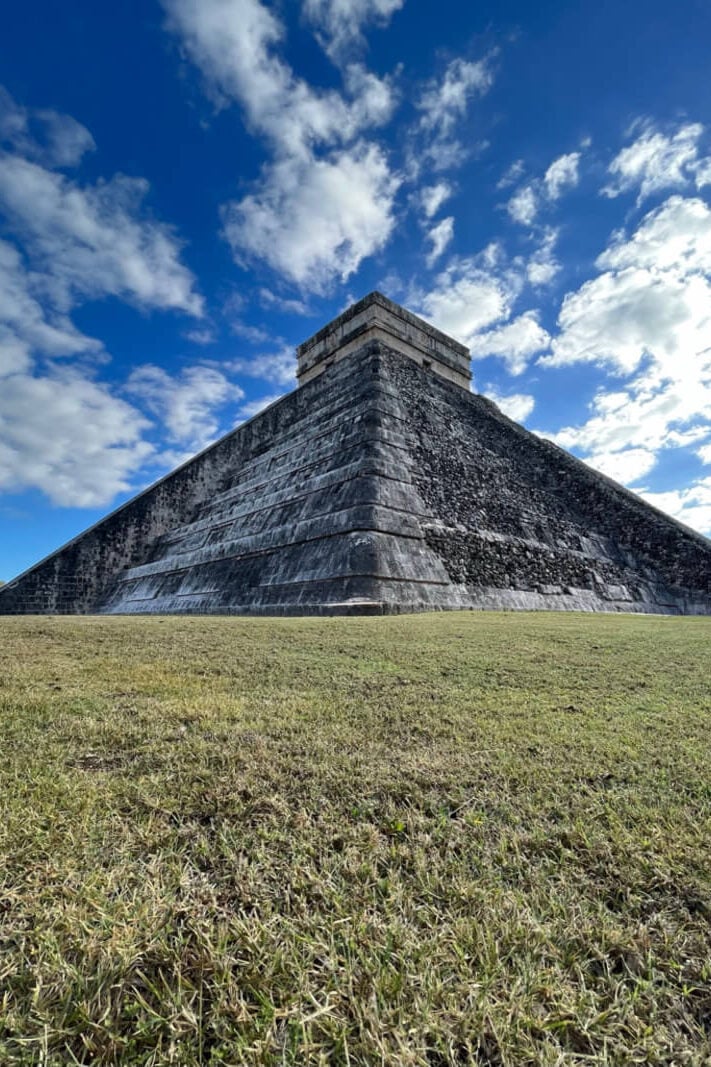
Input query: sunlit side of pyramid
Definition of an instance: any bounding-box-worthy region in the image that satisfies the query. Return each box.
[1,292,710,616]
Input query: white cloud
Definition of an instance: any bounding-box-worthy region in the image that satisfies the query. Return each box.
[238,392,285,420]
[223,143,399,290]
[497,159,525,190]
[425,216,454,267]
[230,319,271,343]
[551,379,711,456]
[303,0,404,63]
[416,248,521,346]
[526,228,560,286]
[696,158,711,189]
[546,266,711,376]
[698,441,711,465]
[0,371,152,507]
[0,154,203,315]
[484,387,535,423]
[126,364,244,449]
[184,327,217,345]
[538,193,711,516]
[638,478,711,536]
[507,149,583,227]
[227,346,296,385]
[543,151,580,200]
[0,240,101,376]
[469,311,550,376]
[0,92,207,510]
[583,448,657,485]
[408,55,495,177]
[598,194,711,276]
[419,181,452,219]
[604,120,707,202]
[417,57,494,136]
[163,0,400,291]
[162,0,395,152]
[507,184,538,226]
[258,288,312,315]
[0,85,95,168]
[545,197,711,377]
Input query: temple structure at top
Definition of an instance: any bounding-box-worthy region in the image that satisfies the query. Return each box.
[297,291,471,390]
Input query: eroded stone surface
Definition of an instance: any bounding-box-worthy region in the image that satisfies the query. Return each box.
[1,331,710,616]
[297,291,471,389]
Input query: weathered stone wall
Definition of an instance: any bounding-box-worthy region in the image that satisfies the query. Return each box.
[98,345,455,615]
[0,374,349,613]
[297,290,470,388]
[1,340,709,615]
[379,351,711,611]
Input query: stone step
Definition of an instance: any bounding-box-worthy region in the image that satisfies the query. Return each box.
[119,503,426,580]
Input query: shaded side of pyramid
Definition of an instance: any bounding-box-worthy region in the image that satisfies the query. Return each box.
[378,347,711,614]
[98,343,456,615]
[1,294,710,616]
[0,342,457,615]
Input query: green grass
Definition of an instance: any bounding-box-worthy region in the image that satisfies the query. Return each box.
[0,612,710,1066]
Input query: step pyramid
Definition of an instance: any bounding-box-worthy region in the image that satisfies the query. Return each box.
[1,292,710,615]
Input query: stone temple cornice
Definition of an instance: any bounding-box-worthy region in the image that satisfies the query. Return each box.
[297,291,471,390]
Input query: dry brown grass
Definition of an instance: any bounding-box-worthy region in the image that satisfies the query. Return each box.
[0,612,710,1065]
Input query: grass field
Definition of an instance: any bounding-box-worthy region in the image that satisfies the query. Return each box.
[0,612,710,1066]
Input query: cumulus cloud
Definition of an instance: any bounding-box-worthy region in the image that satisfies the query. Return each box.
[0,90,204,508]
[238,392,285,420]
[540,194,711,498]
[545,196,711,376]
[639,478,711,536]
[415,248,521,346]
[163,0,399,291]
[0,240,101,376]
[497,159,525,190]
[229,319,271,344]
[598,194,711,276]
[162,0,397,147]
[417,57,493,135]
[0,371,152,507]
[0,85,95,168]
[696,158,711,189]
[604,120,709,202]
[0,155,203,315]
[546,267,711,376]
[419,181,453,219]
[223,143,399,290]
[227,345,297,385]
[550,377,711,457]
[583,448,657,485]
[484,387,535,423]
[526,228,561,286]
[126,364,245,449]
[184,327,217,345]
[412,55,495,172]
[469,311,550,376]
[507,184,538,226]
[258,289,312,316]
[425,216,454,267]
[507,151,581,226]
[303,0,404,63]
[165,0,353,143]
[543,151,580,200]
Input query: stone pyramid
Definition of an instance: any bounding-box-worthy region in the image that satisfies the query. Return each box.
[1,292,710,616]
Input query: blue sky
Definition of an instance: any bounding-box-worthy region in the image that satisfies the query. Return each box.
[2,0,711,581]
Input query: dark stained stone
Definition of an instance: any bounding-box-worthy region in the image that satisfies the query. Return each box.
[1,296,710,616]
